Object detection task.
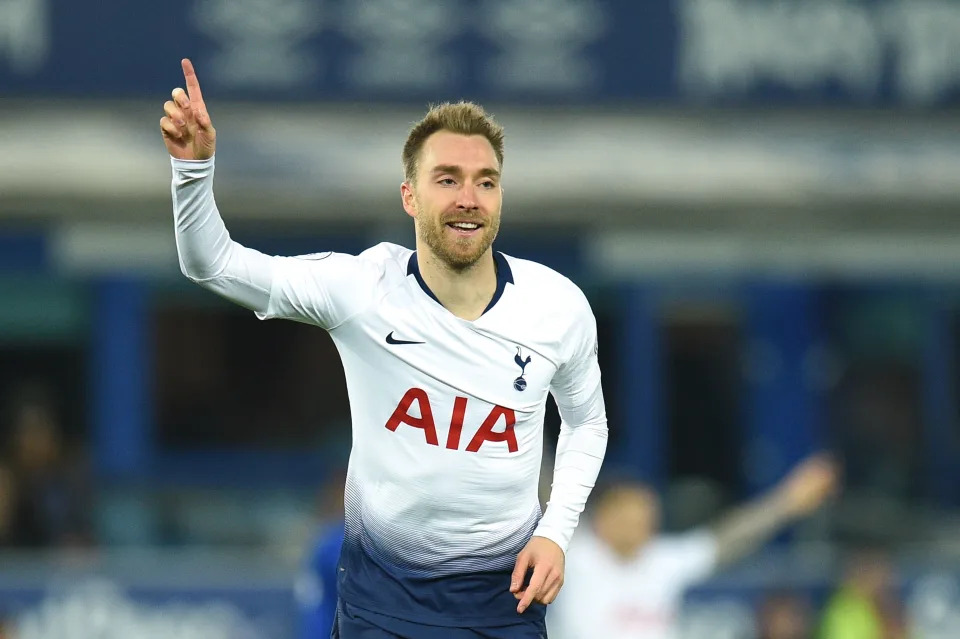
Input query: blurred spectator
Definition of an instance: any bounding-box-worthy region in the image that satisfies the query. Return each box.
[0,464,13,542]
[0,383,93,548]
[548,454,838,639]
[757,590,814,639]
[295,471,346,639]
[818,546,907,639]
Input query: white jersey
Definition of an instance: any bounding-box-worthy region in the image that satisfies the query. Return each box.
[170,157,608,627]
[548,529,717,639]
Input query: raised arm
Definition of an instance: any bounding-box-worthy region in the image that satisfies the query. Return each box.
[161,58,276,312]
[711,453,839,567]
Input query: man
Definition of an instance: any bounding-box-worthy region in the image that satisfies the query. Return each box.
[547,454,839,639]
[160,59,607,638]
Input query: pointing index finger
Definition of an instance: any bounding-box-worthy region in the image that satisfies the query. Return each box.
[181,58,204,105]
[518,567,545,614]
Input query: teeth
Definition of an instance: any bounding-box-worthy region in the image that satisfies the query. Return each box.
[451,222,479,230]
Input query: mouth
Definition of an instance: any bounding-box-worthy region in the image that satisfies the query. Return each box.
[445,221,484,237]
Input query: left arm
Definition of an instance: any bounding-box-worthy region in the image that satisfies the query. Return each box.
[511,291,608,613]
[711,453,838,567]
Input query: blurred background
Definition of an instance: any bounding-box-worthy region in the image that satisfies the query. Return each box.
[1,0,960,637]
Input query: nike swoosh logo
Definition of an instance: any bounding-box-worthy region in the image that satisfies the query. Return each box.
[385,331,425,345]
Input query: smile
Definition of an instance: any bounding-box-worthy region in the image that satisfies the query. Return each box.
[446,221,483,235]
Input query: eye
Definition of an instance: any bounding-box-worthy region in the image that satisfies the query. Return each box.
[438,178,456,186]
[480,180,496,189]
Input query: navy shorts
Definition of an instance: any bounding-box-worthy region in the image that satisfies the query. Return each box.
[331,599,548,639]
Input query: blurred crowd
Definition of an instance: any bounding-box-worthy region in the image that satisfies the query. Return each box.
[0,377,932,639]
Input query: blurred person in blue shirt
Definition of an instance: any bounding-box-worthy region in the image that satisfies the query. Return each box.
[296,471,346,638]
[297,521,345,639]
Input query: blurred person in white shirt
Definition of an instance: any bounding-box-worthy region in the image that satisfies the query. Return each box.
[548,454,838,639]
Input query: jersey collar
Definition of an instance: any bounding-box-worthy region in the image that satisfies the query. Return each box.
[407,251,514,316]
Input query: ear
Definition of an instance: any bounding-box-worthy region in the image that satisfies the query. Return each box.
[400,181,417,219]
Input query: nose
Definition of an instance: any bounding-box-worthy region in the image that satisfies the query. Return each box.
[455,182,479,210]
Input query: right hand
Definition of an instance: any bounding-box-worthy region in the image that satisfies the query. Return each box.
[160,58,217,160]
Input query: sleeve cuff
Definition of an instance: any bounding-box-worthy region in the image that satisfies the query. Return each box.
[171,155,215,170]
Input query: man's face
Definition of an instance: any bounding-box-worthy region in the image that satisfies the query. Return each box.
[594,486,661,559]
[402,131,502,270]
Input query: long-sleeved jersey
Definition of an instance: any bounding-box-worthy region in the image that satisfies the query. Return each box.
[171,156,608,628]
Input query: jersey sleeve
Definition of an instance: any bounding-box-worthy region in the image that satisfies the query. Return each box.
[534,287,608,553]
[256,252,383,329]
[171,156,381,329]
[550,287,604,424]
[656,529,719,586]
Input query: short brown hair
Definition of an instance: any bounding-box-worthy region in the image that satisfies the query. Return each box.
[402,101,505,182]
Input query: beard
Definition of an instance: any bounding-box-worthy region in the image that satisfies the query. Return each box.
[416,203,500,271]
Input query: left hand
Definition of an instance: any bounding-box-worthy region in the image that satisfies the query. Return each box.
[778,453,840,518]
[510,536,565,614]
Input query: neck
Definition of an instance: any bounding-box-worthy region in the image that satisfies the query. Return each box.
[417,246,497,321]
[609,543,642,563]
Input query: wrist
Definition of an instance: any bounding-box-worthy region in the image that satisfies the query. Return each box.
[530,529,568,555]
[171,154,215,166]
